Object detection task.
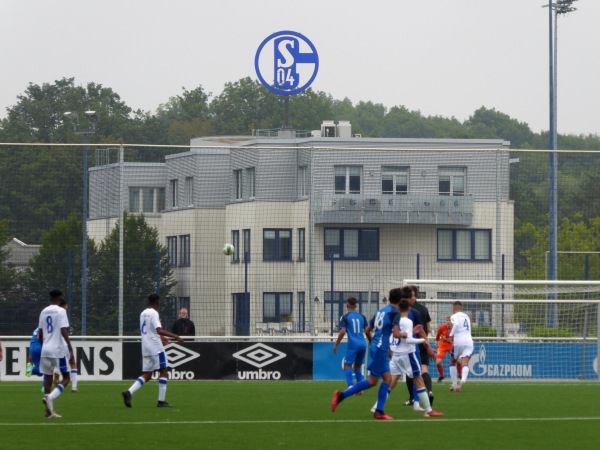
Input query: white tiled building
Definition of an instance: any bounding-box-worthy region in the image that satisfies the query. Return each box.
[88,124,513,336]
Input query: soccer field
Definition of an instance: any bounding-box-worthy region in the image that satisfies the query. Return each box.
[1,380,598,450]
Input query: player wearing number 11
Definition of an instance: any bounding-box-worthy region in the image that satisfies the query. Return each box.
[449,301,474,392]
[333,297,371,389]
[331,289,418,420]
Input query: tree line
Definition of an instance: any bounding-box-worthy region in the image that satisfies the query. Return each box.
[1,77,600,332]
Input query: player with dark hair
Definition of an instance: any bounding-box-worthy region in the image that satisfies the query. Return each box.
[333,297,370,388]
[331,288,415,420]
[122,293,185,408]
[449,301,473,391]
[39,289,73,418]
[403,285,435,409]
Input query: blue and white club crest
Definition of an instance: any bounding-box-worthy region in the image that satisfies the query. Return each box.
[255,30,319,96]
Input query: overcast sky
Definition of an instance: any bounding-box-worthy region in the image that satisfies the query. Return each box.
[1,0,598,136]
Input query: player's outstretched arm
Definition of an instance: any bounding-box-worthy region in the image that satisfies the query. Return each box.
[158,328,184,345]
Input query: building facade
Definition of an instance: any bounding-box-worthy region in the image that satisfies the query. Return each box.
[88,128,513,336]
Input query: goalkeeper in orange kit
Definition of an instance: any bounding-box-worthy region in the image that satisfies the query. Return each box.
[435,315,461,383]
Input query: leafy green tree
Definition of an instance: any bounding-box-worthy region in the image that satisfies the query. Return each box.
[23,213,97,333]
[465,107,535,148]
[0,219,16,300]
[92,213,175,335]
[515,215,600,280]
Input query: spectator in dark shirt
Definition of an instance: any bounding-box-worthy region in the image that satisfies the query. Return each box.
[171,308,195,336]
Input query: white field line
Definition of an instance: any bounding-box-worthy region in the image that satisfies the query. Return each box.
[2,417,600,427]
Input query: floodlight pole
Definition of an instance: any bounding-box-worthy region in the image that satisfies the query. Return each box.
[545,1,577,323]
[65,112,97,336]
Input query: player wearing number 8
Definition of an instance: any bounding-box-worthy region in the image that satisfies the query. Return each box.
[449,301,474,392]
[38,289,73,418]
[333,297,370,389]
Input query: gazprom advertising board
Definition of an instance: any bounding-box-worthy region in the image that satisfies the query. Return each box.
[0,340,597,381]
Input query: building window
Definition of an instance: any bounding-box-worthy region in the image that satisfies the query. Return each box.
[298,228,305,261]
[234,169,243,200]
[184,177,194,206]
[298,166,308,197]
[334,166,362,194]
[167,236,177,267]
[382,166,409,195]
[324,291,380,324]
[247,167,255,199]
[437,229,491,261]
[263,229,292,261]
[439,167,466,196]
[324,228,379,260]
[243,229,251,262]
[263,293,293,322]
[179,235,190,267]
[129,187,165,213]
[232,230,240,262]
[170,179,178,208]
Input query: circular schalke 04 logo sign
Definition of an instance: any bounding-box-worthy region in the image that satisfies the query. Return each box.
[255,30,319,96]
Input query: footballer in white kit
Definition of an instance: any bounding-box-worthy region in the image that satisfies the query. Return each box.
[38,289,74,418]
[449,301,474,391]
[122,294,185,408]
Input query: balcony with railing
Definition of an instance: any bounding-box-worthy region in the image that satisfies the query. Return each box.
[312,192,473,225]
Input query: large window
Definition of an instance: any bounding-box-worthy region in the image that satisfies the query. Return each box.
[263,229,292,261]
[231,230,240,262]
[382,166,409,195]
[184,177,194,206]
[129,187,165,213]
[298,166,308,197]
[243,229,251,262]
[298,228,305,261]
[324,291,380,324]
[167,236,177,267]
[439,167,466,196]
[170,179,179,208]
[234,169,243,200]
[324,228,379,260]
[179,235,191,267]
[437,229,491,261]
[335,166,361,194]
[247,167,255,198]
[263,293,293,322]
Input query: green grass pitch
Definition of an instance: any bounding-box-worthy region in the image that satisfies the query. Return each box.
[1,380,598,449]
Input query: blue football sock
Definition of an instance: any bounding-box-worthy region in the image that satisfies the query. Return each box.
[376,383,391,412]
[344,368,354,387]
[354,369,364,383]
[343,379,371,397]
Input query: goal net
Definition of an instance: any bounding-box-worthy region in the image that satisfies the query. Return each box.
[392,279,600,381]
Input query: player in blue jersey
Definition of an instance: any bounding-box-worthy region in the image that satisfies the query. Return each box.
[331,288,422,420]
[333,297,371,388]
[27,327,43,377]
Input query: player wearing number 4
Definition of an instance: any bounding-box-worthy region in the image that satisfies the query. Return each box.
[122,294,185,408]
[333,297,371,389]
[449,301,474,392]
[331,288,413,420]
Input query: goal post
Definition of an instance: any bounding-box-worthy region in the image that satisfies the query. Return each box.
[392,279,600,381]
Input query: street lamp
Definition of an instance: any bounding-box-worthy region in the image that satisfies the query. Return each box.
[543,0,577,326]
[64,110,98,336]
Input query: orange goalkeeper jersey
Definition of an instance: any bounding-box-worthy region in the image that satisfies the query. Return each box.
[436,324,453,351]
